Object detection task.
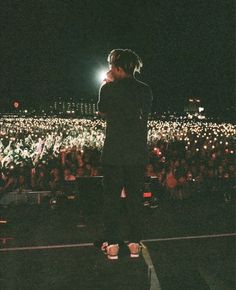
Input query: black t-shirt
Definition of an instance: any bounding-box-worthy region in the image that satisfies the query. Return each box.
[98,77,152,165]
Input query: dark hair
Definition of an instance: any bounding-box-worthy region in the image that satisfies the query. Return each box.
[107,48,143,75]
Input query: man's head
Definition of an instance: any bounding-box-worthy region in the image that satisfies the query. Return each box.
[107,49,143,80]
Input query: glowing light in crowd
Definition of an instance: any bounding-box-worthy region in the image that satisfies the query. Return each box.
[13,100,20,109]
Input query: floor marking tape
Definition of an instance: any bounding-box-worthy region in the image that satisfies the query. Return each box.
[141,232,236,243]
[0,242,94,252]
[0,232,235,252]
[141,242,162,290]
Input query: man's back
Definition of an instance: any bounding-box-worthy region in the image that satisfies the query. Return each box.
[98,77,152,165]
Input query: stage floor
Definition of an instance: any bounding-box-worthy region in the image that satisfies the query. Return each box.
[0,198,235,289]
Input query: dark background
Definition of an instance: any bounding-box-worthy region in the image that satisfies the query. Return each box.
[0,0,235,116]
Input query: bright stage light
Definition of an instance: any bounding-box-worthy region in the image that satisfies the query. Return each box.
[97,69,108,83]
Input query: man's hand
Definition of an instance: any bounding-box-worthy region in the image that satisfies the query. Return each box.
[98,111,107,118]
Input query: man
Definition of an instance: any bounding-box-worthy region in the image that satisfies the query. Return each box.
[97,49,152,260]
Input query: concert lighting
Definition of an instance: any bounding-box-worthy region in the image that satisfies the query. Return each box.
[97,69,108,83]
[13,100,20,109]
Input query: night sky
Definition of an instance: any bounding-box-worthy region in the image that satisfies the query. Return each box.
[0,0,235,114]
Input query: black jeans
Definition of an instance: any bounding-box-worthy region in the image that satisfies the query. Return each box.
[102,164,145,244]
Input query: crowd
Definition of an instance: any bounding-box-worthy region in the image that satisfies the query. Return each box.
[0,117,235,201]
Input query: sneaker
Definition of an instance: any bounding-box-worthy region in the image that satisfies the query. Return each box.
[128,243,141,258]
[101,242,119,260]
[149,197,159,208]
[143,200,150,207]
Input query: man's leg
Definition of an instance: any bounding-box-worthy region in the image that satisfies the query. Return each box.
[102,165,123,244]
[124,165,145,243]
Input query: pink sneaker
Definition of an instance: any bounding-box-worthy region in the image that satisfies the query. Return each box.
[101,242,119,260]
[106,244,119,260]
[128,243,141,258]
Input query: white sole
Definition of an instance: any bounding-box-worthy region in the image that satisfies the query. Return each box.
[108,255,118,260]
[130,253,140,258]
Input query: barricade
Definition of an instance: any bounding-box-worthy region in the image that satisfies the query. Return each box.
[0,190,62,206]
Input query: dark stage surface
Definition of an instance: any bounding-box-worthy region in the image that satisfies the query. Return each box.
[0,195,235,290]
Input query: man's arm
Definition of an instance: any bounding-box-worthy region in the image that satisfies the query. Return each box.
[97,83,110,117]
[141,85,153,117]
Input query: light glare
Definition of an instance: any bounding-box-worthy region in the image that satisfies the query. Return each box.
[98,69,107,83]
